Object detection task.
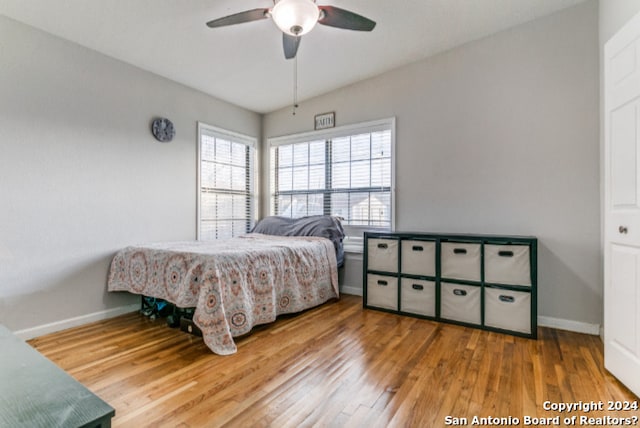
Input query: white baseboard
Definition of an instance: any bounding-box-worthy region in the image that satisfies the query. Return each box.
[340,285,363,296]
[537,315,600,336]
[9,299,601,341]
[600,325,604,341]
[13,304,140,340]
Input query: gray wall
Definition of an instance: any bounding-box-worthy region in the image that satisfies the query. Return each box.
[0,16,261,332]
[263,2,601,326]
[1,1,614,334]
[599,0,640,43]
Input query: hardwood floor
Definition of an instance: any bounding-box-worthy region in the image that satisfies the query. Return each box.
[28,295,638,427]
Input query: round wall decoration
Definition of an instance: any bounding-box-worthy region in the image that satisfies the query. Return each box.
[151,117,175,142]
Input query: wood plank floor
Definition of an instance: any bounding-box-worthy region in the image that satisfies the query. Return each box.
[28,295,638,427]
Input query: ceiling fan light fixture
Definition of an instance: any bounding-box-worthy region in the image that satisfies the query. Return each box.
[271,0,319,36]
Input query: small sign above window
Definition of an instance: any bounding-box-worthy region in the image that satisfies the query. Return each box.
[314,112,335,130]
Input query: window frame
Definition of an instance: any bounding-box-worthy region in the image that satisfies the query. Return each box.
[268,117,396,243]
[196,122,258,240]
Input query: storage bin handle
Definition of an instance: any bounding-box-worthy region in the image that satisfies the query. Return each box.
[498,250,514,257]
[377,243,388,249]
[377,280,388,286]
[499,295,515,303]
[412,284,424,290]
[453,248,467,254]
[412,245,424,251]
[453,289,467,296]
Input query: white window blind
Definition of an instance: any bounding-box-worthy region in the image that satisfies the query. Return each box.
[269,119,394,230]
[198,123,256,240]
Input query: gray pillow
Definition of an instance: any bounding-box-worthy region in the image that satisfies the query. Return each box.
[251,215,345,267]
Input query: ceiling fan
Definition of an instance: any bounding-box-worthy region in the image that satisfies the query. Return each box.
[206,0,376,59]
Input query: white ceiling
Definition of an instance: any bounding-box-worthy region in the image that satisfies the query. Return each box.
[0,0,587,114]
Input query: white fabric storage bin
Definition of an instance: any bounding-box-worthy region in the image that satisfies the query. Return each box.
[400,278,436,317]
[441,242,481,282]
[440,282,481,325]
[401,240,436,277]
[367,238,399,273]
[485,244,531,286]
[366,274,398,310]
[484,287,531,334]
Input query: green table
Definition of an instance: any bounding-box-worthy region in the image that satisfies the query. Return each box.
[0,324,115,428]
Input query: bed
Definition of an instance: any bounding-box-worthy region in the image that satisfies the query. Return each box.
[107,216,344,355]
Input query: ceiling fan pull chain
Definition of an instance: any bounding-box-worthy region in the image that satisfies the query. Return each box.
[293,55,299,115]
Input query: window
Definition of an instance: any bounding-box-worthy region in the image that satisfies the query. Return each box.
[269,118,394,236]
[197,123,257,240]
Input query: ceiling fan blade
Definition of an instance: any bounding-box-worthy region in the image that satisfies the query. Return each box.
[206,8,270,28]
[318,6,376,31]
[283,34,301,60]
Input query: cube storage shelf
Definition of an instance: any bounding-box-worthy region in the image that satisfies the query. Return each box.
[363,232,537,339]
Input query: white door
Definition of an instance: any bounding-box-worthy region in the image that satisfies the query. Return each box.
[604,10,640,398]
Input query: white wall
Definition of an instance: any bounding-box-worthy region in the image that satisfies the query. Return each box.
[263,1,601,328]
[0,16,261,334]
